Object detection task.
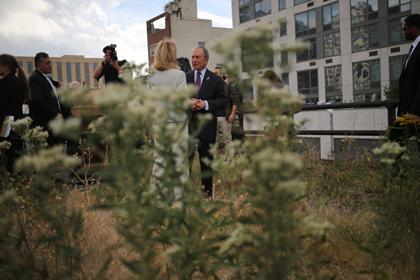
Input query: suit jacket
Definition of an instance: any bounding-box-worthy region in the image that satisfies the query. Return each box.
[399,42,420,116]
[0,73,24,125]
[29,70,71,130]
[186,69,227,142]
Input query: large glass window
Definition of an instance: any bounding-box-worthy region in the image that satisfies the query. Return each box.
[297,37,317,62]
[323,2,340,31]
[279,0,286,10]
[324,32,341,57]
[56,62,62,82]
[93,63,98,87]
[388,17,405,44]
[388,0,411,14]
[295,10,316,37]
[239,0,250,5]
[66,62,72,83]
[75,63,81,82]
[280,50,288,66]
[254,0,271,18]
[350,0,378,24]
[294,0,308,5]
[280,21,287,37]
[239,6,251,23]
[389,55,405,90]
[84,63,90,87]
[351,24,379,52]
[297,69,318,104]
[325,65,342,103]
[353,59,381,102]
[27,62,33,74]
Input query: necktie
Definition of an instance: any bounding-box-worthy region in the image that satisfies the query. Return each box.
[195,71,201,87]
[404,44,414,69]
[46,76,62,113]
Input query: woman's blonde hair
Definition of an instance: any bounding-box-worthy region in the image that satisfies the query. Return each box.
[153,38,178,71]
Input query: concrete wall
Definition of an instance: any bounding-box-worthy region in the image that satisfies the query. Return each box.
[170,15,231,70]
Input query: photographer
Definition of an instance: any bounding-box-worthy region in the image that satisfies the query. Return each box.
[94,44,124,85]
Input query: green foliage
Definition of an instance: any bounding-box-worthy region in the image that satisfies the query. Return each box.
[0,121,84,279]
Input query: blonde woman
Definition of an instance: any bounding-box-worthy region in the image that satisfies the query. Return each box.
[149,38,188,201]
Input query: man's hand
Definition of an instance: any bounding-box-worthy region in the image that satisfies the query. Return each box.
[191,98,206,111]
[55,113,63,120]
[228,113,235,123]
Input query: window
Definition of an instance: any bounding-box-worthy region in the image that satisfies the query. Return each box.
[239,0,250,4]
[281,73,289,84]
[93,63,98,87]
[294,0,308,5]
[150,16,166,33]
[352,24,379,52]
[295,10,316,37]
[66,62,72,83]
[198,41,205,47]
[323,2,340,31]
[297,69,318,104]
[353,59,381,102]
[324,32,341,57]
[350,0,378,24]
[279,0,286,10]
[239,5,251,23]
[84,63,90,87]
[388,17,405,44]
[280,21,287,36]
[297,37,317,62]
[254,0,271,18]
[75,63,81,82]
[388,0,411,14]
[149,44,157,58]
[325,65,342,103]
[389,55,405,90]
[280,50,288,66]
[27,62,33,74]
[57,62,63,82]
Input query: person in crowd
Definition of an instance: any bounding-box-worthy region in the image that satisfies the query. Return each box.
[398,14,420,117]
[389,14,420,145]
[149,38,189,200]
[29,52,71,146]
[262,70,284,89]
[213,66,239,152]
[0,54,29,172]
[94,44,124,85]
[186,47,227,199]
[226,75,245,141]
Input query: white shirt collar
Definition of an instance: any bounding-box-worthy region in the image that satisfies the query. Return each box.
[411,35,420,53]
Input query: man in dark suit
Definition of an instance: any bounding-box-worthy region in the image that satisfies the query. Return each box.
[398,14,420,116]
[187,47,227,199]
[29,52,71,145]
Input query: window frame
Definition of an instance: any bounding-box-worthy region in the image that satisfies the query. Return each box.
[297,69,319,104]
[351,23,380,53]
[350,0,379,25]
[295,9,317,38]
[325,65,343,103]
[352,59,381,102]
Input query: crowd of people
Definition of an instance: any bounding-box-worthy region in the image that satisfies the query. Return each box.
[1,13,419,199]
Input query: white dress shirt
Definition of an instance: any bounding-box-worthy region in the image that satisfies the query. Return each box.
[194,68,209,110]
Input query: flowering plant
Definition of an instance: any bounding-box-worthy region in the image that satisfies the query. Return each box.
[388,113,420,145]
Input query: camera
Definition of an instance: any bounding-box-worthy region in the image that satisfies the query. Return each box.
[103,44,118,61]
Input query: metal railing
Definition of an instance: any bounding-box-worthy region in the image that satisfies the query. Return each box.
[297,101,397,136]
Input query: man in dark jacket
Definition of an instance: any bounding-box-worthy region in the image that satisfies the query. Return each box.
[186,47,227,199]
[29,52,71,145]
[398,14,420,116]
